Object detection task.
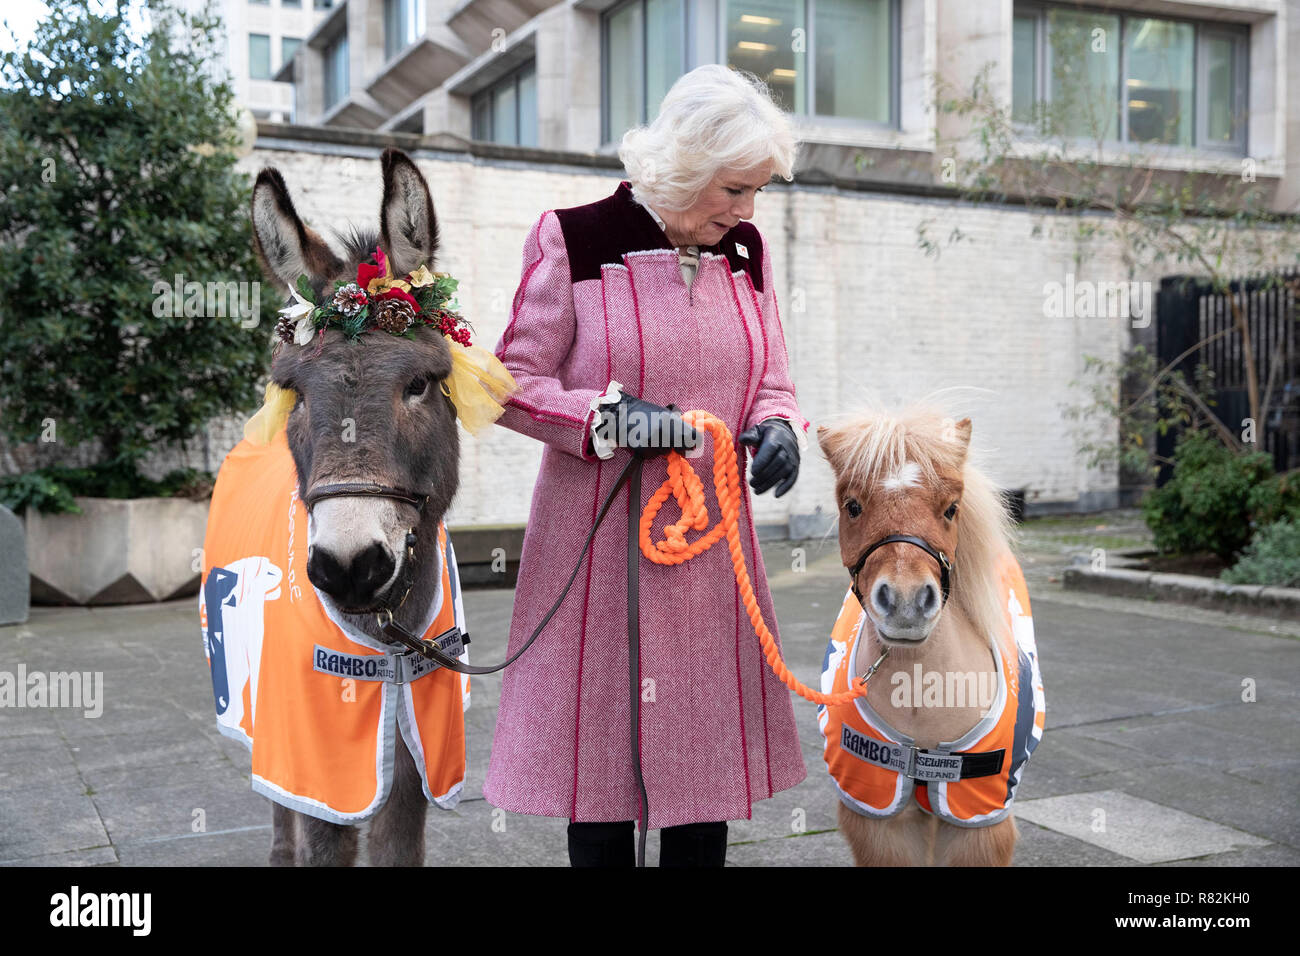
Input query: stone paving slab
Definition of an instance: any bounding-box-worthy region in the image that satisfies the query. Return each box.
[1010,820,1139,867]
[1070,712,1292,775]
[1152,843,1300,866]
[0,732,82,793]
[0,787,111,863]
[115,826,273,867]
[1014,790,1270,864]
[1066,763,1299,850]
[93,778,270,848]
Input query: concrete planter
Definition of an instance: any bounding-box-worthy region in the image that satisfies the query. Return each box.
[0,504,28,624]
[26,497,210,606]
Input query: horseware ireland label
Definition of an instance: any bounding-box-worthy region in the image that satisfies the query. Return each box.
[839,725,965,782]
[911,752,963,782]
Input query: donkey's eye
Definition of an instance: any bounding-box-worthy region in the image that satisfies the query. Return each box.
[404,375,430,400]
[844,499,862,518]
[944,501,959,520]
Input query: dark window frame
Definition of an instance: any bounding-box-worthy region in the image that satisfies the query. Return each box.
[281,36,302,71]
[384,0,426,62]
[323,33,349,111]
[600,0,690,146]
[471,60,539,147]
[248,33,272,80]
[1013,0,1249,155]
[719,0,900,129]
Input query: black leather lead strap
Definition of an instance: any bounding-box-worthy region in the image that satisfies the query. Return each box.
[628,462,649,869]
[379,455,640,677]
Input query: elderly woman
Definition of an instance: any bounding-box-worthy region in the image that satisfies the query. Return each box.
[485,64,809,867]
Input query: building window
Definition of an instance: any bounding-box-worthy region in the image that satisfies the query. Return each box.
[249,0,270,6]
[1013,2,1248,153]
[472,62,538,147]
[602,0,686,145]
[384,0,426,61]
[323,34,349,110]
[249,34,271,81]
[284,0,302,8]
[725,0,896,125]
[315,0,334,9]
[282,37,302,70]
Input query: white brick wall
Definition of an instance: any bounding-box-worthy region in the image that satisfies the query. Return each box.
[217,144,1137,531]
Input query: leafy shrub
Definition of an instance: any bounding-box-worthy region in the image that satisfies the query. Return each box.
[1222,519,1300,588]
[1246,470,1300,528]
[1141,430,1278,561]
[0,0,266,510]
[0,465,214,516]
[0,472,81,515]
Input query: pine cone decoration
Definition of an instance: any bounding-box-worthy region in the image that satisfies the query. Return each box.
[371,297,415,334]
[274,313,296,344]
[332,282,368,317]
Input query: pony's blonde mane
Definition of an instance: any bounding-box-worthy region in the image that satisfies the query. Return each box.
[822,401,1015,651]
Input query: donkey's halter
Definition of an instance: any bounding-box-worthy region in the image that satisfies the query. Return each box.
[304,482,429,514]
[848,534,954,607]
[303,482,428,616]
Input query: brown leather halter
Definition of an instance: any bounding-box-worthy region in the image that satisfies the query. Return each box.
[303,482,429,514]
[302,482,428,614]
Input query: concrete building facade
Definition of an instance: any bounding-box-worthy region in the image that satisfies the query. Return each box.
[275,0,1297,206]
[183,0,336,122]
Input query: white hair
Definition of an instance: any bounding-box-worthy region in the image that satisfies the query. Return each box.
[618,64,799,212]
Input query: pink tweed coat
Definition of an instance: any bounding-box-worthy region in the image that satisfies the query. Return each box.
[484,179,810,828]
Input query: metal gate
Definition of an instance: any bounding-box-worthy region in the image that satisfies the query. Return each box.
[1155,271,1300,482]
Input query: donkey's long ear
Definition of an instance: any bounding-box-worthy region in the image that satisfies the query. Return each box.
[251,167,344,286]
[379,148,439,277]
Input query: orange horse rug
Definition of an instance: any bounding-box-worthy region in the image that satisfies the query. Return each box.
[199,430,470,824]
[818,552,1045,827]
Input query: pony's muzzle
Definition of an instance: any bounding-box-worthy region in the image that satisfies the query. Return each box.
[870,577,941,642]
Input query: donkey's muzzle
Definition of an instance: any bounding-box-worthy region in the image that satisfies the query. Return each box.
[307,541,396,610]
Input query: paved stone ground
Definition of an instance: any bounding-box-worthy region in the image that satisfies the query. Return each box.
[1,513,1296,866]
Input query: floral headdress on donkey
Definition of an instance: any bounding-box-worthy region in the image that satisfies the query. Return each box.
[243,245,517,443]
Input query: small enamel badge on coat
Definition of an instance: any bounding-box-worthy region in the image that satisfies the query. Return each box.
[735,242,749,259]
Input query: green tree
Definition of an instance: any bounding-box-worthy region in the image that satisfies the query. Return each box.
[0,0,266,511]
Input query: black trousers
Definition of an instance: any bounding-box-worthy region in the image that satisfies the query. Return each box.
[567,820,728,867]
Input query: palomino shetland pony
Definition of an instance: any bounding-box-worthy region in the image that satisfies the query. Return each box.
[816,407,1045,866]
[203,149,463,866]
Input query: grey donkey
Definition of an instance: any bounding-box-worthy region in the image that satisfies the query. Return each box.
[249,148,460,866]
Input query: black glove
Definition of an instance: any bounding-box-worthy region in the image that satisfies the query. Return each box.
[738,418,799,497]
[596,392,700,459]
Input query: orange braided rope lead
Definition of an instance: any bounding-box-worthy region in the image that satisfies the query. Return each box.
[638,411,877,707]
